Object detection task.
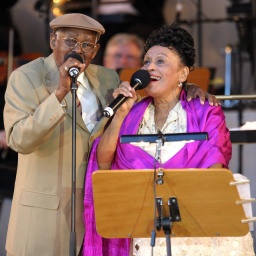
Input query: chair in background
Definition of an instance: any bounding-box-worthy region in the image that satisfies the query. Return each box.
[16,52,43,66]
[119,68,148,97]
[119,67,137,82]
[187,67,211,92]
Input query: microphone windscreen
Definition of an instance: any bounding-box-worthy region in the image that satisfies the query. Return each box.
[130,70,150,90]
[64,52,84,63]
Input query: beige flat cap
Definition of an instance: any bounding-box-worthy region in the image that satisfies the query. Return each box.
[50,13,105,35]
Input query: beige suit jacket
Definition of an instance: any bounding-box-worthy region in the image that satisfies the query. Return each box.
[4,54,120,256]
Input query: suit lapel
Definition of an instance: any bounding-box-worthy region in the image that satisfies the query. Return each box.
[85,66,107,109]
[85,65,114,140]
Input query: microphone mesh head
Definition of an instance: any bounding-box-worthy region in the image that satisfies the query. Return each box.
[130,70,150,90]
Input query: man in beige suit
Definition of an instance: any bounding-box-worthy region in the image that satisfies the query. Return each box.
[4,13,120,256]
[4,13,217,256]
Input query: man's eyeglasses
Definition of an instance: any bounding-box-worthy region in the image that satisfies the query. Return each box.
[61,37,96,53]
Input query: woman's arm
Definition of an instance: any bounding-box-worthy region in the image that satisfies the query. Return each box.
[97,113,126,170]
[97,82,137,169]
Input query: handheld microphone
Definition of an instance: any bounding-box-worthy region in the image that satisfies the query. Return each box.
[64,52,84,77]
[103,69,150,118]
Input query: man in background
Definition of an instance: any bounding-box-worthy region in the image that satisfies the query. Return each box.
[103,33,144,70]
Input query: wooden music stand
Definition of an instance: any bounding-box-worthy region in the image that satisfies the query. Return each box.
[92,168,249,239]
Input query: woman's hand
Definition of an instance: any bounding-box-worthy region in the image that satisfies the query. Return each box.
[113,81,138,117]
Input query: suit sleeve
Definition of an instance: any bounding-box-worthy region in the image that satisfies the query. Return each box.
[4,69,66,154]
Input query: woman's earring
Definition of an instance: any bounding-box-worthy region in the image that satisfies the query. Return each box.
[178,81,183,87]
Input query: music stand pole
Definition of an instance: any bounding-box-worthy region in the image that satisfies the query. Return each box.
[70,77,77,256]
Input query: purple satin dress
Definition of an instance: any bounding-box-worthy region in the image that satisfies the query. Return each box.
[83,91,232,256]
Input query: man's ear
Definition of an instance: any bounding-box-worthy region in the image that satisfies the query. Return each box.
[91,44,100,59]
[179,66,189,83]
[50,33,56,50]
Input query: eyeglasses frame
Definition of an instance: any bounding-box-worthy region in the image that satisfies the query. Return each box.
[60,36,97,53]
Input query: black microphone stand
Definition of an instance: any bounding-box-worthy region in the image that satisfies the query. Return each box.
[70,76,78,256]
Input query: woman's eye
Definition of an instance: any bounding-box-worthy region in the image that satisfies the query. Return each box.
[157,59,164,64]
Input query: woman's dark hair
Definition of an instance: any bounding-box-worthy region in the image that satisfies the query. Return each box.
[144,24,196,70]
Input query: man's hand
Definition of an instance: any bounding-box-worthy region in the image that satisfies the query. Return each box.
[186,83,220,106]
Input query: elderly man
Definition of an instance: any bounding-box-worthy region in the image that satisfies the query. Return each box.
[4,13,120,256]
[4,13,217,256]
